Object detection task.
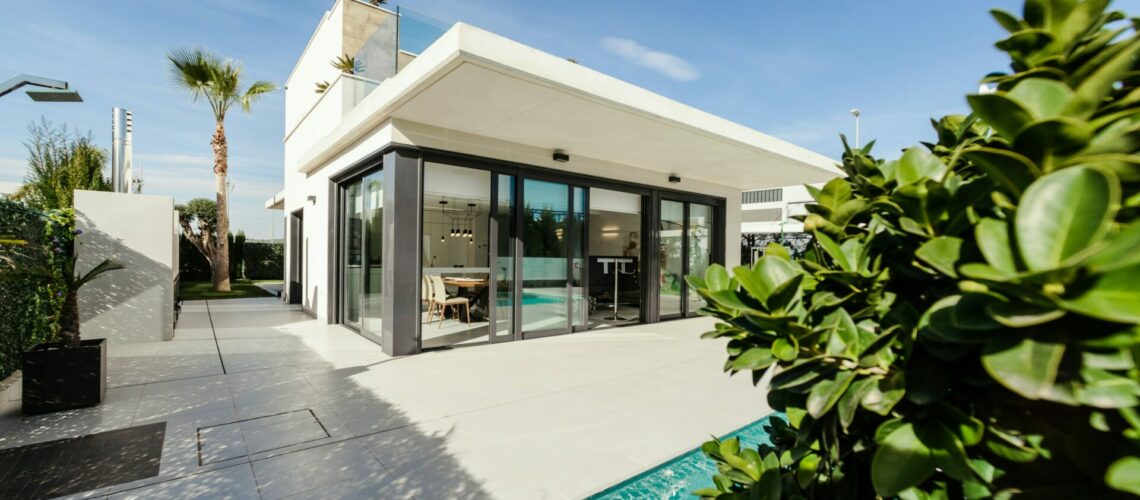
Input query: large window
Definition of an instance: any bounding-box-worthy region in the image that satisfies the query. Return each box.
[421,163,493,349]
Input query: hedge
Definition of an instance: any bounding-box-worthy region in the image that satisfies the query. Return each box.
[179,235,282,281]
[0,199,72,380]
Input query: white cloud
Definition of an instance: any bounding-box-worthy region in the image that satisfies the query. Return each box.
[134,153,213,167]
[599,37,699,81]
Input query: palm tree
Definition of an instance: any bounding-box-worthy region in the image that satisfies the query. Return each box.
[167,47,275,292]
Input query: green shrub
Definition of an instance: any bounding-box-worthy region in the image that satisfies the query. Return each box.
[178,234,212,280]
[688,1,1140,497]
[0,199,73,379]
[243,241,283,280]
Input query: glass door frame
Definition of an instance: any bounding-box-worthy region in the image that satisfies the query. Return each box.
[658,196,724,320]
[333,164,385,346]
[514,177,590,340]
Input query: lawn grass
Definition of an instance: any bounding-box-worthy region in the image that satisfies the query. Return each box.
[179,279,275,300]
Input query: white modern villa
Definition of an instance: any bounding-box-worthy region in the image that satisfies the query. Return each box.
[272,0,840,356]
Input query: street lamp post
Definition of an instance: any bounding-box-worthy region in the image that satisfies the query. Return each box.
[850,108,861,148]
[0,74,82,102]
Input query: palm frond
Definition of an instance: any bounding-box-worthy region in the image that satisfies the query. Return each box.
[74,258,125,289]
[241,80,277,113]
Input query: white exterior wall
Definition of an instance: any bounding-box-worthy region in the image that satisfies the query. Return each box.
[284,0,345,134]
[74,190,177,342]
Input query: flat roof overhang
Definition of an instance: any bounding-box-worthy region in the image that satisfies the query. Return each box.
[294,23,842,188]
[265,190,285,210]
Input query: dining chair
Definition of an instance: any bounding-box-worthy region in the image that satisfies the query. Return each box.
[427,274,469,327]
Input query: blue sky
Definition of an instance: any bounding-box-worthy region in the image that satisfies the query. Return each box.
[3,0,1135,238]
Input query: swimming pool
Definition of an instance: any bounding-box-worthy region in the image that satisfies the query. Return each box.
[588,414,781,499]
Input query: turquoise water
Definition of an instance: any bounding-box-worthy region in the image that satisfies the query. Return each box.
[589,414,781,499]
[496,292,564,307]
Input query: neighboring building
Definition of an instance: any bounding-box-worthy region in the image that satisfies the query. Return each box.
[275,0,840,355]
[740,184,818,264]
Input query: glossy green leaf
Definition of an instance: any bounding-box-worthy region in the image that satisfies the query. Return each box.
[862,372,906,415]
[1063,264,1140,323]
[934,403,986,446]
[1078,367,1140,408]
[1014,117,1093,163]
[1016,166,1118,271]
[915,236,964,278]
[771,358,831,390]
[772,337,798,362]
[815,177,852,210]
[990,8,1025,32]
[1065,37,1140,118]
[734,257,799,302]
[838,377,875,430]
[897,147,949,185]
[963,148,1040,196]
[807,370,855,418]
[1086,223,1140,273]
[871,422,937,497]
[917,421,976,482]
[731,347,775,372]
[704,264,732,291]
[1007,78,1073,118]
[813,231,851,271]
[975,218,1019,274]
[982,337,1065,400]
[967,93,1036,139]
[985,300,1066,327]
[763,242,791,261]
[1106,456,1140,496]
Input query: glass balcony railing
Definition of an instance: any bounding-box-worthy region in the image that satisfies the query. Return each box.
[286,73,381,155]
[289,5,451,153]
[397,7,451,56]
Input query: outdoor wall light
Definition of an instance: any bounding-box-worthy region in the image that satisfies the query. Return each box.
[553,150,570,162]
[668,175,681,183]
[306,195,317,204]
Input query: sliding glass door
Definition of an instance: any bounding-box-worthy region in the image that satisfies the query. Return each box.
[339,170,384,345]
[658,199,716,318]
[520,179,571,335]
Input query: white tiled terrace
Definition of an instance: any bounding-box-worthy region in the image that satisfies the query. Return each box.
[0,297,771,499]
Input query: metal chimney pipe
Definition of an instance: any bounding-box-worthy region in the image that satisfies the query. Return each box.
[110,108,133,193]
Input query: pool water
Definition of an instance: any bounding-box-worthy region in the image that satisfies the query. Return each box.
[588,414,780,499]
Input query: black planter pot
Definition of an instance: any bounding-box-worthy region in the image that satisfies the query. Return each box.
[22,339,107,415]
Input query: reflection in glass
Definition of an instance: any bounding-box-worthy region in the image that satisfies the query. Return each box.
[342,180,363,326]
[571,187,587,330]
[361,172,384,335]
[659,200,685,317]
[589,188,642,326]
[492,174,515,341]
[522,179,569,333]
[688,203,714,313]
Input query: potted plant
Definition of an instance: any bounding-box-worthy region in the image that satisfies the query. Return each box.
[21,229,123,415]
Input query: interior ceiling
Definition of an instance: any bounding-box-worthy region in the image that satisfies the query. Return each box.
[391,62,836,188]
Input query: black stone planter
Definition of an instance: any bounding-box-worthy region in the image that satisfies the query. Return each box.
[22,339,107,415]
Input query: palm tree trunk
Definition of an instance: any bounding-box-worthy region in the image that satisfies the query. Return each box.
[59,288,81,348]
[212,120,231,292]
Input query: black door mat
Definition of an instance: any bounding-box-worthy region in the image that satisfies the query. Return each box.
[0,421,166,499]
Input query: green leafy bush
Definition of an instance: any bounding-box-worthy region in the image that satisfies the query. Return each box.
[0,200,73,378]
[242,241,283,280]
[688,1,1140,497]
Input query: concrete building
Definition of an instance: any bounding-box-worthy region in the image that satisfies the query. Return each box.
[272,0,839,356]
[739,184,818,264]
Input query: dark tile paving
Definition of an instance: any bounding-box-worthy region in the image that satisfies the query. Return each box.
[0,422,165,499]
